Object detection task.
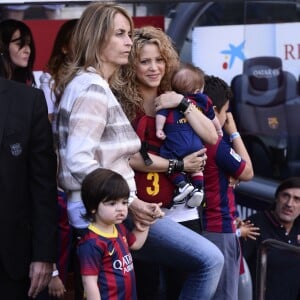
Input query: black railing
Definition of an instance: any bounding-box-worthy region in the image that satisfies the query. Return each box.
[256,238,300,300]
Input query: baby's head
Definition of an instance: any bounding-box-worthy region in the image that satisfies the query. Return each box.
[172,63,205,95]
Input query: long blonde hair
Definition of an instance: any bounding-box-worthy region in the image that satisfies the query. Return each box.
[112,26,180,121]
[54,3,134,104]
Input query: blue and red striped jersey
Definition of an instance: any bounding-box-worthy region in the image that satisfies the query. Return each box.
[203,137,246,233]
[77,223,137,300]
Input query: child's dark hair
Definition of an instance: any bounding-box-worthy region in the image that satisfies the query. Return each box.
[203,75,233,112]
[172,62,205,94]
[81,168,130,222]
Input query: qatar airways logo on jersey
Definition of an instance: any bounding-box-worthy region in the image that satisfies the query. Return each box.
[112,253,134,274]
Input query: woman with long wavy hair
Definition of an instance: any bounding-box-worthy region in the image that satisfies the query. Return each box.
[113,26,224,299]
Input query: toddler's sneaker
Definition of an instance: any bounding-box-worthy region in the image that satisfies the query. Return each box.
[173,182,194,204]
[186,188,204,208]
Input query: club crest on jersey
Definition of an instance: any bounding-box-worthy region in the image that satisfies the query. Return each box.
[267,117,279,129]
[10,143,22,156]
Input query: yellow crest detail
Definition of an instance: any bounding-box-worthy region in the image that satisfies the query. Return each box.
[267,117,279,129]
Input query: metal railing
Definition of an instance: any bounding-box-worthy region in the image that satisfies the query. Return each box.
[256,238,300,300]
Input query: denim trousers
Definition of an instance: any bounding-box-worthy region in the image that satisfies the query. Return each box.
[132,216,224,300]
[201,232,241,300]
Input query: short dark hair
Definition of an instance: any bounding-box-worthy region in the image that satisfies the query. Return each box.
[81,168,130,222]
[203,75,233,112]
[275,177,300,198]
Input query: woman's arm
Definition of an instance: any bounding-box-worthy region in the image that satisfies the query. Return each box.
[129,148,206,230]
[129,149,206,231]
[154,92,218,145]
[129,149,207,174]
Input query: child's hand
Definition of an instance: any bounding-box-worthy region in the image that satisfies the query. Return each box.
[48,275,66,299]
[229,176,240,188]
[239,220,260,240]
[235,217,243,227]
[130,199,164,231]
[156,129,166,140]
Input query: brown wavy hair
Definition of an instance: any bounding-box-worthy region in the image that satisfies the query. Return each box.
[47,19,77,90]
[112,26,180,121]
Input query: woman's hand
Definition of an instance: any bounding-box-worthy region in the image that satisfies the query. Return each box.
[154,91,183,110]
[129,198,165,231]
[183,149,207,173]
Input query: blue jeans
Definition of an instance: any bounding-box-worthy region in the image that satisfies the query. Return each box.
[132,217,224,300]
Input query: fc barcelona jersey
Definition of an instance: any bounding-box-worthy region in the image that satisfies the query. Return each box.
[77,223,137,300]
[133,115,175,208]
[203,137,246,233]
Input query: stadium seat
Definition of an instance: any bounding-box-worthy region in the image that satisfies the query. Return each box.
[231,56,300,179]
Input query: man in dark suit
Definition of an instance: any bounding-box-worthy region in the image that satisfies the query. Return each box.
[0,78,58,299]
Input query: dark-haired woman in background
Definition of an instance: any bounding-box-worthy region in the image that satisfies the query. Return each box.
[0,19,35,86]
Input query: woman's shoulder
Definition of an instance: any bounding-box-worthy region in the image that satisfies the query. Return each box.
[73,68,109,89]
